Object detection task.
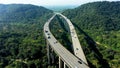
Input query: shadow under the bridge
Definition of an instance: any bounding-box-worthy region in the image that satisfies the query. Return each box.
[55,15,73,53]
[72,22,110,68]
[47,15,73,68]
[56,15,69,32]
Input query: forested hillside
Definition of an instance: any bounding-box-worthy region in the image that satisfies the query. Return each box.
[63,1,120,31]
[0,4,53,68]
[1,2,120,68]
[0,4,53,23]
[63,1,120,68]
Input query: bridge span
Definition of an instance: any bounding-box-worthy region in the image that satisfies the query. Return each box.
[57,13,88,65]
[43,13,89,68]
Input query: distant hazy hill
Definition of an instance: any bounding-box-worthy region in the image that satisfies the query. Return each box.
[63,1,120,31]
[0,4,53,22]
[45,5,78,12]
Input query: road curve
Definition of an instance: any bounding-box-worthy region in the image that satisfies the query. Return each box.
[57,13,88,65]
[43,14,89,68]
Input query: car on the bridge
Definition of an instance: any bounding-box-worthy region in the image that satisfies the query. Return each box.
[48,36,50,39]
[78,61,82,64]
[76,48,79,50]
[47,33,50,35]
[45,30,48,33]
[54,41,58,44]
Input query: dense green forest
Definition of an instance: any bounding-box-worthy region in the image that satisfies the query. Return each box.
[0,1,120,68]
[63,1,120,68]
[0,4,53,68]
[0,4,53,23]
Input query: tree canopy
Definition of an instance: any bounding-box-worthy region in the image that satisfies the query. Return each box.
[63,1,120,68]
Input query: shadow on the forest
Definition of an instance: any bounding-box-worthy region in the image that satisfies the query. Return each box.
[72,22,110,68]
[56,15,73,52]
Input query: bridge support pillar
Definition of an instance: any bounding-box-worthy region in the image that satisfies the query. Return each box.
[47,42,51,64]
[47,41,55,65]
[64,62,67,68]
[59,57,62,68]
[50,49,55,64]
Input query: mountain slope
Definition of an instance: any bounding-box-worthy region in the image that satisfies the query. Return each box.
[63,1,120,68]
[0,4,53,22]
[63,1,120,31]
[0,4,54,68]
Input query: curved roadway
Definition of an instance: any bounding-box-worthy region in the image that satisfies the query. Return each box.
[57,13,88,65]
[43,14,89,68]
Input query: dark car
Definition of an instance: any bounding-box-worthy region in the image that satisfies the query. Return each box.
[78,61,82,64]
[76,48,79,50]
[45,30,48,33]
[48,36,50,39]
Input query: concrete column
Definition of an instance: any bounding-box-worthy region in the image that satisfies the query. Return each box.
[50,49,55,64]
[59,57,62,68]
[64,62,67,68]
[47,42,51,64]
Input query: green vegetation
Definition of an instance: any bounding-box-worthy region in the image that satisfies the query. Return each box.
[63,1,120,68]
[1,1,120,68]
[0,4,53,23]
[0,4,53,68]
[50,15,73,52]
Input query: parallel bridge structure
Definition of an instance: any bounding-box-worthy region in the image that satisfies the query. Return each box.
[43,13,89,68]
